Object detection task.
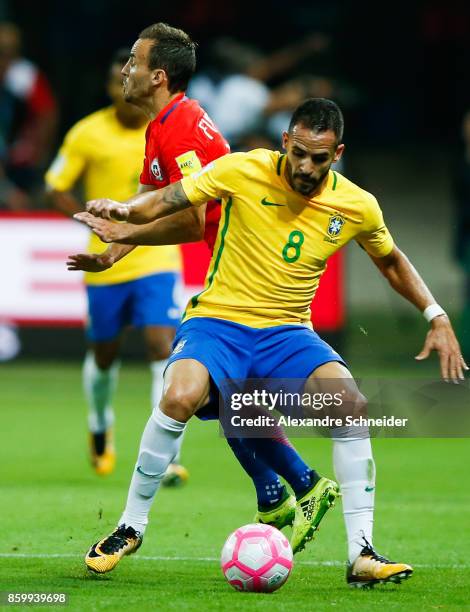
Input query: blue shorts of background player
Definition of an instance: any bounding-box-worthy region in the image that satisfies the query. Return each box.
[167,316,345,409]
[86,272,181,342]
[84,271,184,479]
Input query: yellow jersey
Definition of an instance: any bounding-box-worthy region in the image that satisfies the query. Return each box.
[45,106,181,285]
[181,149,394,328]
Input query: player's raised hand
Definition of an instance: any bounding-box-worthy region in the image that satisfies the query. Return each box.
[415,315,469,383]
[66,252,114,272]
[74,212,122,243]
[86,198,130,221]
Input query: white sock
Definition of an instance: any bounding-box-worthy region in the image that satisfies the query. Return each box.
[83,352,119,433]
[119,406,186,533]
[332,433,375,564]
[170,428,185,465]
[150,360,167,410]
[150,359,184,465]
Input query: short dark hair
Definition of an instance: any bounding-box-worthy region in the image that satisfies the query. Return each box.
[289,98,344,143]
[139,22,196,94]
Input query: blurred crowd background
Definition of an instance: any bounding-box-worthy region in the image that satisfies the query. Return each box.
[1,0,470,365]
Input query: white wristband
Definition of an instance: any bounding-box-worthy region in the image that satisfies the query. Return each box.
[423,304,446,322]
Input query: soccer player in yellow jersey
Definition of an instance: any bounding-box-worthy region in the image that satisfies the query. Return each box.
[79,98,466,586]
[45,49,183,477]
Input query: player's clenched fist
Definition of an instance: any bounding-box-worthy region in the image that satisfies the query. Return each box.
[86,198,130,221]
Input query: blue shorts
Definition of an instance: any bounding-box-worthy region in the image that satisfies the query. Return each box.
[86,272,181,342]
[167,316,345,390]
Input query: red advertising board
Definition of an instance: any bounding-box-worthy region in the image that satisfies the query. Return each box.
[0,212,345,331]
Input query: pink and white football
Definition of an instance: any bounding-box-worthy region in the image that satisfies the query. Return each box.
[220,523,293,592]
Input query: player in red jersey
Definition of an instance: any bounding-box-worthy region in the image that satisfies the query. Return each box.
[69,24,227,486]
[138,91,227,251]
[71,24,330,576]
[70,26,226,270]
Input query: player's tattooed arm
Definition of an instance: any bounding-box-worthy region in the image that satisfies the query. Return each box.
[71,182,201,271]
[84,181,191,224]
[371,245,468,382]
[161,182,191,210]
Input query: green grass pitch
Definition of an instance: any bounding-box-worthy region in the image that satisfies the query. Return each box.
[1,361,469,610]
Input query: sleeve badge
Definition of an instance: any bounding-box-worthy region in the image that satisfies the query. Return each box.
[175,151,202,177]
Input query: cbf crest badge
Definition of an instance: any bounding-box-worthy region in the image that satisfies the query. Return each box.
[327,214,345,238]
[150,157,164,181]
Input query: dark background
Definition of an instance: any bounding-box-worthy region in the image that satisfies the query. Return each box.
[3,0,470,147]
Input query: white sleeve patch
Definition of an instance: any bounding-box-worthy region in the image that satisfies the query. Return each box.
[191,161,214,179]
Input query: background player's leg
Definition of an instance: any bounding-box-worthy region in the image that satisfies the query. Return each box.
[308,361,375,563]
[119,358,210,533]
[143,325,175,409]
[83,340,120,474]
[84,341,121,434]
[84,282,128,474]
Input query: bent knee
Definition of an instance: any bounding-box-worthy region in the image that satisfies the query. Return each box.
[354,392,368,415]
[159,385,201,422]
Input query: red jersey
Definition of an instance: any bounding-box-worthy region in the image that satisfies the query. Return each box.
[140,93,228,252]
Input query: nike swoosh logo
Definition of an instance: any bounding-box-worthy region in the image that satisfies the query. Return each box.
[365,486,375,492]
[261,197,286,207]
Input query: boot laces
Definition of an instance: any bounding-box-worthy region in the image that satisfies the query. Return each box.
[360,536,394,564]
[100,524,139,554]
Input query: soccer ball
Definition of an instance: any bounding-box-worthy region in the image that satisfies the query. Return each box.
[220,523,293,592]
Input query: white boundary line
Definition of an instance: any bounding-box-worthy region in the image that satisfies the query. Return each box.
[0,553,468,569]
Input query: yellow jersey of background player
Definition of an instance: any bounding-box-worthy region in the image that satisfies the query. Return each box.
[45,48,182,478]
[46,100,180,286]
